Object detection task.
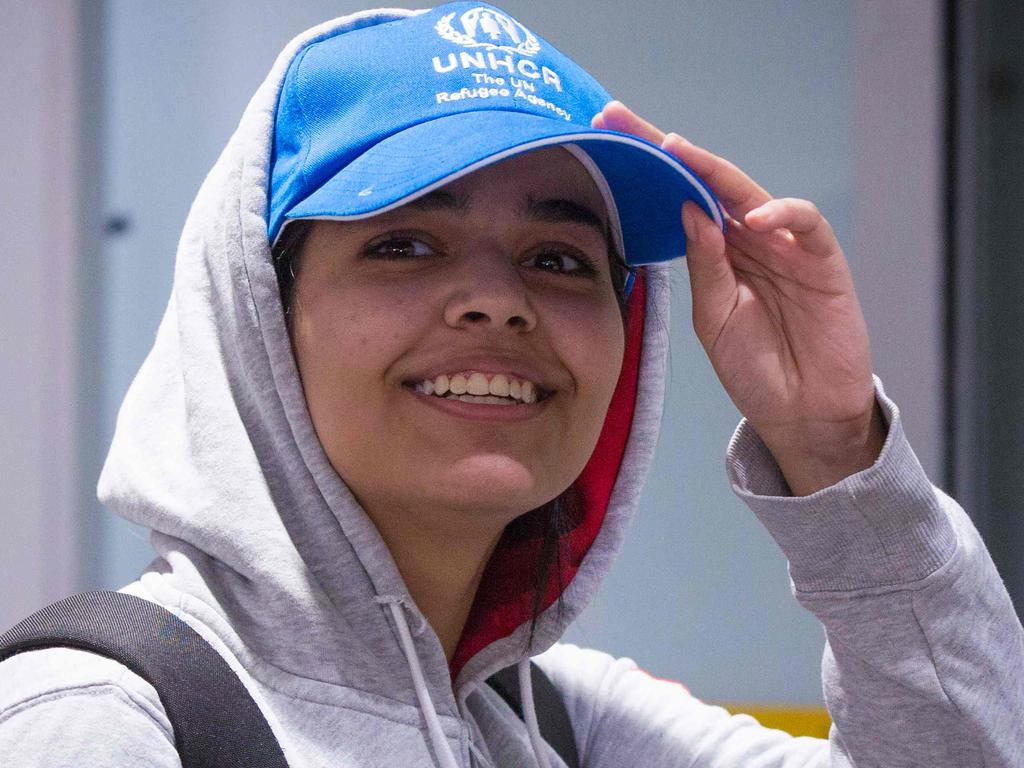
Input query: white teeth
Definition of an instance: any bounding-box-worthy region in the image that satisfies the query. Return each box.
[467,372,490,396]
[413,371,546,404]
[452,394,516,406]
[489,374,510,397]
[449,373,468,395]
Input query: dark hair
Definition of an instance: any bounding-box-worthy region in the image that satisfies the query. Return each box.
[271,218,635,646]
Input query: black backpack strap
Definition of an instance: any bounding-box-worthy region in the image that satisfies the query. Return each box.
[0,591,289,768]
[487,662,580,768]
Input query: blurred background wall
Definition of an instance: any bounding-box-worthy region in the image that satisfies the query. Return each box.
[4,0,1016,709]
[0,0,84,634]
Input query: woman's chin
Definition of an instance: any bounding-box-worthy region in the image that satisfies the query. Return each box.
[437,454,556,515]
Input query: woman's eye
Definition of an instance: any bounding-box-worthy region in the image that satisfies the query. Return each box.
[524,248,597,277]
[364,236,436,260]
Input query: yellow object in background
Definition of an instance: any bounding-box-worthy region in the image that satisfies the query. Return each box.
[720,704,832,739]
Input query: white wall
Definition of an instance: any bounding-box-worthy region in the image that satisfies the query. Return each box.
[852,1,945,479]
[0,0,83,629]
[1,0,945,706]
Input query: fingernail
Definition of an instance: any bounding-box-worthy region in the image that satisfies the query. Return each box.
[745,207,768,227]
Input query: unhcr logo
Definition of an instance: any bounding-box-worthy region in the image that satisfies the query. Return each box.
[435,7,541,57]
[431,7,561,91]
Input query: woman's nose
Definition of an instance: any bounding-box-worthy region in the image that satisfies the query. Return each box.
[442,252,537,333]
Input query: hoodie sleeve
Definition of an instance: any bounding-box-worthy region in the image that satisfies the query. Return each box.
[0,648,182,768]
[724,373,1024,766]
[535,642,831,766]
[537,375,1024,768]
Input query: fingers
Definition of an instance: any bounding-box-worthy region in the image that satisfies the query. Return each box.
[661,133,772,219]
[682,201,735,349]
[592,100,666,145]
[594,102,838,263]
[595,101,773,219]
[745,198,839,257]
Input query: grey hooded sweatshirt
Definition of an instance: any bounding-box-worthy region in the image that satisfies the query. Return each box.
[1,8,1022,768]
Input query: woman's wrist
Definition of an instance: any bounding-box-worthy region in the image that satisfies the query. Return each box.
[756,400,888,497]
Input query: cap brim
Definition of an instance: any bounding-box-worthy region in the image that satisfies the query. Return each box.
[283,110,724,265]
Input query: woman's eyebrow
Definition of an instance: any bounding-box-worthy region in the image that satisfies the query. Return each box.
[402,190,607,238]
[525,198,607,238]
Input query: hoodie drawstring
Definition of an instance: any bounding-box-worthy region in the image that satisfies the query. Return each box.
[517,657,554,768]
[384,599,462,768]
[381,596,552,768]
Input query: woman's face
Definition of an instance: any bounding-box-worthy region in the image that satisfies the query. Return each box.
[290,147,626,531]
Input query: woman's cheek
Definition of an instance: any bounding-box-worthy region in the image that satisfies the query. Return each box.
[548,291,624,374]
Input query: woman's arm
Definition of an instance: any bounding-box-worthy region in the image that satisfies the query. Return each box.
[0,647,182,768]
[561,102,1024,765]
[729,373,1024,766]
[537,377,1024,765]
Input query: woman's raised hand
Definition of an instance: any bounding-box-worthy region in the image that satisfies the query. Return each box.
[593,102,886,496]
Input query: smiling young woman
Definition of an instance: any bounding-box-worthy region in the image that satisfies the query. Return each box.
[1,2,1021,767]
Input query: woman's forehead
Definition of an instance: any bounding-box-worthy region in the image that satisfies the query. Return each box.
[417,145,609,223]
[398,187,608,243]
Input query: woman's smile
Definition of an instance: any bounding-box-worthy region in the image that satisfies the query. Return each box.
[397,346,569,425]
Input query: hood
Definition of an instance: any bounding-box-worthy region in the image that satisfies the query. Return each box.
[97,5,671,718]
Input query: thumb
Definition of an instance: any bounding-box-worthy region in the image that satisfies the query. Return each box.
[682,201,735,349]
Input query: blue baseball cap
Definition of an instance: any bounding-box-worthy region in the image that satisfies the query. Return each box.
[268,2,724,272]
